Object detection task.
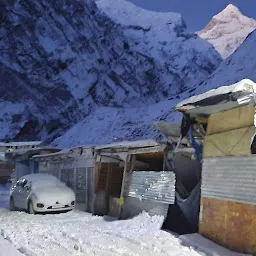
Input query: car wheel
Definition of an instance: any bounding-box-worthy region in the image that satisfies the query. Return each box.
[10,197,16,211]
[28,200,35,214]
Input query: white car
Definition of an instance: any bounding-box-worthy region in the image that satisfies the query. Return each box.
[10,173,76,214]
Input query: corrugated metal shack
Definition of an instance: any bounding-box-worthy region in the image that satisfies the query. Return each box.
[33,147,95,212]
[93,140,176,219]
[0,141,42,153]
[176,79,256,254]
[6,147,60,181]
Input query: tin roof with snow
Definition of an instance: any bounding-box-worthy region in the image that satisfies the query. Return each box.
[33,145,93,159]
[0,141,42,147]
[176,79,256,117]
[95,140,164,150]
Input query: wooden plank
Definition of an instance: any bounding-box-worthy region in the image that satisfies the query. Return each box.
[207,105,254,135]
[203,126,255,157]
[96,163,108,191]
[200,197,256,254]
[195,116,208,124]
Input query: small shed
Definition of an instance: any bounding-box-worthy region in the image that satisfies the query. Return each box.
[176,79,256,254]
[0,141,42,153]
[33,146,95,212]
[6,147,60,181]
[0,160,14,184]
[93,140,176,219]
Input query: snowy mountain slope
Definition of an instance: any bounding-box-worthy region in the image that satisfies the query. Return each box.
[96,0,220,92]
[197,4,256,58]
[55,28,256,148]
[0,0,220,142]
[53,99,182,148]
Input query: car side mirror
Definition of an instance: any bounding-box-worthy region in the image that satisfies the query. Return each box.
[20,179,28,188]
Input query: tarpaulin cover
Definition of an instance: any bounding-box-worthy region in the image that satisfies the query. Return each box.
[176,181,201,226]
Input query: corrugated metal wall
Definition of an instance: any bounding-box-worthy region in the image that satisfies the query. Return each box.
[16,160,30,179]
[122,171,175,218]
[202,157,256,205]
[126,171,176,204]
[121,197,169,219]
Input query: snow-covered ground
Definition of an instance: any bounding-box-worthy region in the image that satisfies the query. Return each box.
[0,185,249,256]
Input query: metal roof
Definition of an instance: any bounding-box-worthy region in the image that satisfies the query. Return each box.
[176,79,256,116]
[95,140,163,150]
[33,146,93,159]
[0,141,42,147]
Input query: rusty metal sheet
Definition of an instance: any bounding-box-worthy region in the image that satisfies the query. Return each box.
[202,157,256,205]
[200,197,256,254]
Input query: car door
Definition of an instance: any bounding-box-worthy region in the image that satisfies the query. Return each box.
[18,179,31,209]
[13,179,28,209]
[12,180,23,208]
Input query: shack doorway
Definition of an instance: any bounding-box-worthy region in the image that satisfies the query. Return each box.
[94,162,124,216]
[163,151,201,234]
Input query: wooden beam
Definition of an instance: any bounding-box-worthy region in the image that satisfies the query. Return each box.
[195,116,208,124]
[119,155,130,209]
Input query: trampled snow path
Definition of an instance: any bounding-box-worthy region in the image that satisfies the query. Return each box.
[0,209,202,256]
[0,187,249,256]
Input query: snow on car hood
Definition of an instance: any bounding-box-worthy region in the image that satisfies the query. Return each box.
[33,185,75,205]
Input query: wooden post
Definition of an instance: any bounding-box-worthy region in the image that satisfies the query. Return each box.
[119,154,136,218]
[119,155,129,208]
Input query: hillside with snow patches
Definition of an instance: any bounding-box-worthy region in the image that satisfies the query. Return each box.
[0,0,220,143]
[54,25,256,147]
[197,4,256,58]
[54,3,256,148]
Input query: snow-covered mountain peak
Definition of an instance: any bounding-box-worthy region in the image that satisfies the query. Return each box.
[198,4,256,58]
[217,4,241,18]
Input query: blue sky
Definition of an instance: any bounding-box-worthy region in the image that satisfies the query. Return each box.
[128,0,256,30]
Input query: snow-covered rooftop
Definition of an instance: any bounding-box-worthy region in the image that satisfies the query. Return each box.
[33,145,93,159]
[7,147,60,159]
[95,140,162,150]
[32,148,71,159]
[0,141,42,147]
[176,79,256,114]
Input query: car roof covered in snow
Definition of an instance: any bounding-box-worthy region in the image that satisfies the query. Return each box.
[176,79,256,116]
[21,173,59,182]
